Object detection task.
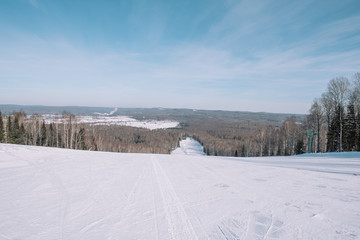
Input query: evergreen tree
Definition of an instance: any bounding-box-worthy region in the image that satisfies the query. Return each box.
[18,123,26,145]
[295,139,304,155]
[40,121,47,146]
[13,114,21,144]
[327,77,350,152]
[356,111,360,151]
[0,112,4,142]
[36,134,41,146]
[327,106,344,152]
[241,145,246,157]
[343,104,356,151]
[6,115,13,143]
[327,116,337,152]
[57,132,63,148]
[263,142,269,156]
[91,136,98,151]
[78,127,86,150]
[25,131,31,145]
[48,123,55,147]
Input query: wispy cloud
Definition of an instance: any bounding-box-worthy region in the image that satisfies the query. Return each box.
[1,29,359,113]
[28,0,39,8]
[0,0,359,113]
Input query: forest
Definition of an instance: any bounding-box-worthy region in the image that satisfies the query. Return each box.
[0,73,359,157]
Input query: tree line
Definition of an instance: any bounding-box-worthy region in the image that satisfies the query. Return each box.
[184,117,305,157]
[0,111,183,154]
[307,73,360,152]
[0,112,86,150]
[187,73,360,157]
[0,73,358,157]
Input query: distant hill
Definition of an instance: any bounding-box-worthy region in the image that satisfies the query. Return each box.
[0,104,115,116]
[0,104,304,124]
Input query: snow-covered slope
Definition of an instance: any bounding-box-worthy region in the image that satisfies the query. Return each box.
[0,142,359,240]
[171,138,205,156]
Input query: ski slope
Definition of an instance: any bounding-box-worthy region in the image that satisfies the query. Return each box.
[171,137,205,156]
[0,140,359,240]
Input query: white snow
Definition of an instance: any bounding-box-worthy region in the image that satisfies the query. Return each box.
[41,115,179,130]
[171,138,205,156]
[94,107,118,116]
[0,141,359,240]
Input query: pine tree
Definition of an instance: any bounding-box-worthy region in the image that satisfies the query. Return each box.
[263,142,269,156]
[18,123,26,145]
[295,139,304,155]
[6,115,13,143]
[327,106,344,152]
[356,111,360,151]
[48,123,55,147]
[0,112,4,142]
[13,114,20,144]
[343,104,356,151]
[57,132,63,148]
[241,145,246,157]
[78,127,86,150]
[36,134,41,146]
[327,116,337,152]
[40,121,47,146]
[91,136,98,151]
[327,77,350,152]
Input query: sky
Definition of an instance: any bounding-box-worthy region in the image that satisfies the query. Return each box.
[0,0,359,114]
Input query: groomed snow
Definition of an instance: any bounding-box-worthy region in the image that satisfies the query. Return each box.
[0,142,359,240]
[171,138,205,156]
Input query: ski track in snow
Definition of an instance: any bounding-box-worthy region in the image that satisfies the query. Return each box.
[152,156,198,240]
[0,141,360,240]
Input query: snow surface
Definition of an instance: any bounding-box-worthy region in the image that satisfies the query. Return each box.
[42,114,179,130]
[94,108,119,116]
[171,138,205,156]
[0,141,359,240]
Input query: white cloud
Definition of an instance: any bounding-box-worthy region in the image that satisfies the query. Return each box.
[28,0,39,8]
[1,5,359,114]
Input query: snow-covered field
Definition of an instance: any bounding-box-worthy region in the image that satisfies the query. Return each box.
[0,139,359,240]
[42,114,179,130]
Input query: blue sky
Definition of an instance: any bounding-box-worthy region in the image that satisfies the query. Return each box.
[1,0,359,114]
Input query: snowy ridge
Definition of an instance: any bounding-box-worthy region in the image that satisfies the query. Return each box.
[0,142,359,239]
[42,115,179,130]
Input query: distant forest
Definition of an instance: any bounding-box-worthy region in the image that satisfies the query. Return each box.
[0,72,359,157]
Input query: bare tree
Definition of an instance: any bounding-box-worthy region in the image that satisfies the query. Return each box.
[351,73,360,150]
[309,98,324,153]
[327,77,350,152]
[257,127,266,156]
[353,73,360,114]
